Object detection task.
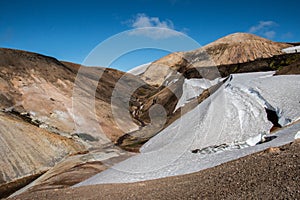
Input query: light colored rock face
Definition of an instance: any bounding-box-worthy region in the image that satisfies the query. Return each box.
[0,112,84,186]
[140,33,292,86]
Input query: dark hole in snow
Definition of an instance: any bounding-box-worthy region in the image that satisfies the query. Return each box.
[265,108,282,128]
[191,149,199,153]
[256,135,277,145]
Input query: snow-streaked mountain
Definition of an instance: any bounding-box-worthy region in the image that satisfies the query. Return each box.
[2,33,300,197]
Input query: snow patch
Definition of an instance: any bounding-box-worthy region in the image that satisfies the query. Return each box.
[282,46,300,54]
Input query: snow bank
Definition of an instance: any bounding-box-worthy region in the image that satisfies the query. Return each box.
[76,72,300,186]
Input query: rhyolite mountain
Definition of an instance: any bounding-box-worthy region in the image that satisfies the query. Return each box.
[0,32,299,198]
[140,33,292,86]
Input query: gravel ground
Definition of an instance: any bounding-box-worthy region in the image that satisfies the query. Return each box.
[8,140,300,200]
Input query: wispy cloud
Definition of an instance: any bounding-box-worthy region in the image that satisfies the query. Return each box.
[126,13,183,39]
[249,21,278,39]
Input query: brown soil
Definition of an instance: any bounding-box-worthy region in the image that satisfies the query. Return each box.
[8,140,300,200]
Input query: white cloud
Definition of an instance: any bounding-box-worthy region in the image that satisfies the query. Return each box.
[131,13,174,29]
[126,13,183,39]
[249,21,278,39]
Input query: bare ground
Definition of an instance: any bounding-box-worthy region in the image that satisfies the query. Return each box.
[8,139,300,200]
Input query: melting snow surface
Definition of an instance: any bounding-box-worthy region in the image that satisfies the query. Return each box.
[76,72,300,186]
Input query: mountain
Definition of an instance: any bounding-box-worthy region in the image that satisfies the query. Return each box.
[77,34,300,186]
[119,34,300,150]
[0,32,300,198]
[140,33,292,86]
[202,32,291,65]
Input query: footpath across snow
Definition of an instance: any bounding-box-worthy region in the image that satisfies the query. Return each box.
[76,72,300,186]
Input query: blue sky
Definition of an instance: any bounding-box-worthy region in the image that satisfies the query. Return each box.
[1,0,299,71]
